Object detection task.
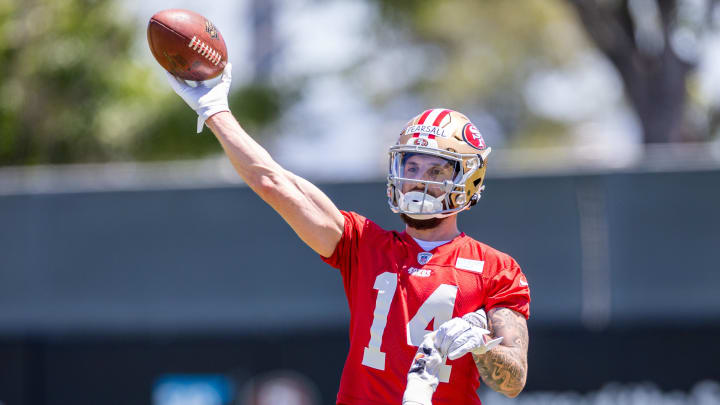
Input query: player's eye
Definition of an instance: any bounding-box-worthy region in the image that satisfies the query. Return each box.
[428,167,443,178]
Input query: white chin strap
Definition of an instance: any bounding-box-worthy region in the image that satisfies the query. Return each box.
[399,191,445,219]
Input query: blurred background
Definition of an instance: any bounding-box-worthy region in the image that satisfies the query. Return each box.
[1,0,720,404]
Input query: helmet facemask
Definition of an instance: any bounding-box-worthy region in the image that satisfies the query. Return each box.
[387,147,484,219]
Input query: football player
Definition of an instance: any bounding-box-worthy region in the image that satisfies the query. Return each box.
[166,63,530,405]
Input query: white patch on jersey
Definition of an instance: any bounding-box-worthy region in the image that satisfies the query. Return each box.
[455,258,484,274]
[407,267,432,277]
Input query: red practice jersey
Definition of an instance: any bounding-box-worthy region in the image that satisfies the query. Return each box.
[321,211,531,405]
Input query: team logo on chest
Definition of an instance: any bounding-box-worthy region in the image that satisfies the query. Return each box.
[408,267,432,277]
[417,252,433,265]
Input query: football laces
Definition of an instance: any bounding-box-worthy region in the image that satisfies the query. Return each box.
[188,36,222,66]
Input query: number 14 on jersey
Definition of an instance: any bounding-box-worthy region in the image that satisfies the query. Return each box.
[361,272,458,383]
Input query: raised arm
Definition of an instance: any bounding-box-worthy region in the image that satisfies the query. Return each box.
[165,64,344,257]
[473,307,529,397]
[205,112,344,257]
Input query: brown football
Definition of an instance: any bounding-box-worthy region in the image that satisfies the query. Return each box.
[147,9,228,81]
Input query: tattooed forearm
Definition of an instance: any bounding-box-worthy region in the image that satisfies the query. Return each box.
[473,307,529,398]
[475,345,526,396]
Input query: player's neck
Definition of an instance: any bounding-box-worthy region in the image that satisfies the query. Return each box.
[405,215,460,242]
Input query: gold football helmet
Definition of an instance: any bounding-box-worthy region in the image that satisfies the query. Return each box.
[387,108,492,219]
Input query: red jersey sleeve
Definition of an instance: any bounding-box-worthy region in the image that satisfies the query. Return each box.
[320,210,370,278]
[484,257,531,319]
[320,210,391,308]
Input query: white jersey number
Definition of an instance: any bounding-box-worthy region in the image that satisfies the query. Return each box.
[361,272,457,383]
[361,272,397,370]
[406,283,456,382]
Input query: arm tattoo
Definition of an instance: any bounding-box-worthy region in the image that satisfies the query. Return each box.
[473,307,529,397]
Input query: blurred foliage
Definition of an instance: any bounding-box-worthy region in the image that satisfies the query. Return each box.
[131,85,286,161]
[3,0,717,168]
[0,0,284,166]
[369,0,720,144]
[364,0,589,147]
[568,0,716,143]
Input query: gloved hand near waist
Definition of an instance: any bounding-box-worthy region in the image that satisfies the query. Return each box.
[434,308,503,360]
[402,309,502,405]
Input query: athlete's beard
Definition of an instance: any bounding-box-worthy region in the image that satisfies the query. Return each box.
[400,214,444,230]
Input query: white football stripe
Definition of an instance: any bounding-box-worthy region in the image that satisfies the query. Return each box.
[455,258,484,273]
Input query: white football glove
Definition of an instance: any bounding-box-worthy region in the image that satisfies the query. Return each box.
[433,309,504,360]
[165,62,232,133]
[403,333,444,405]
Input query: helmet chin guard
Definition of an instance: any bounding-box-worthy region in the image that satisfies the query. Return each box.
[387,109,491,218]
[397,191,446,219]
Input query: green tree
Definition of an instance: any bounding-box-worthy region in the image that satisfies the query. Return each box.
[0,0,283,166]
[568,0,719,143]
[368,0,719,144]
[364,0,590,147]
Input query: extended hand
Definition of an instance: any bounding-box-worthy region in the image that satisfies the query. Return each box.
[166,63,232,133]
[434,309,503,360]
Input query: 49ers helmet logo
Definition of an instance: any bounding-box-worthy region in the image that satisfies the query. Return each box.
[462,123,486,150]
[412,138,429,147]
